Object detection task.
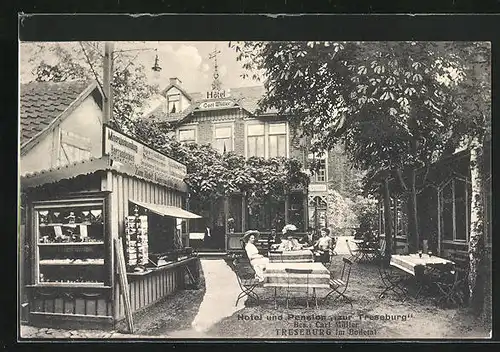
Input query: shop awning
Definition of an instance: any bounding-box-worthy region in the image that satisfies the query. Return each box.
[130,199,202,219]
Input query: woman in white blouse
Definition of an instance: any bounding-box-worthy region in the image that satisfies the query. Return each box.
[243,230,269,282]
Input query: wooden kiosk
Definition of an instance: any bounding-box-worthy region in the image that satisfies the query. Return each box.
[21,124,202,330]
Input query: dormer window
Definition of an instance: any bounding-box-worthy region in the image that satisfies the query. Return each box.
[167,93,181,113]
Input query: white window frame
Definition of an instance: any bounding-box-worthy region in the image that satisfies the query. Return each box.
[268,122,288,158]
[177,125,198,144]
[213,123,234,153]
[439,178,469,244]
[308,151,328,183]
[244,120,289,159]
[167,93,181,113]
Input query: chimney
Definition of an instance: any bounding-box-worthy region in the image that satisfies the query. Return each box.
[169,77,182,86]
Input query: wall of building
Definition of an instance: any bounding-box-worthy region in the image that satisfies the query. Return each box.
[21,95,103,175]
[20,128,54,174]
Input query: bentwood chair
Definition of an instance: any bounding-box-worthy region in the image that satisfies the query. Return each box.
[345,239,360,262]
[375,239,410,301]
[227,257,261,307]
[324,257,353,308]
[284,268,317,309]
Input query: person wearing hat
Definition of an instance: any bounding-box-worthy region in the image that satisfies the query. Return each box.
[242,230,269,282]
[278,224,301,251]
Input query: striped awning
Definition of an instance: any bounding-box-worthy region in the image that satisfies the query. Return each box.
[130,199,202,219]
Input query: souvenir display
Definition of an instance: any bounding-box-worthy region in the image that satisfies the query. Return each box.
[124,212,149,268]
[51,211,62,223]
[90,209,102,223]
[81,210,91,224]
[65,211,76,224]
[35,202,106,286]
[38,210,49,225]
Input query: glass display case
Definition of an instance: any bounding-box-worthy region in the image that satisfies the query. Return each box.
[33,198,109,287]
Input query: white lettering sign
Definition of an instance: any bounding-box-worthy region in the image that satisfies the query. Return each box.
[103,126,187,189]
[205,90,230,99]
[198,100,235,111]
[309,184,327,192]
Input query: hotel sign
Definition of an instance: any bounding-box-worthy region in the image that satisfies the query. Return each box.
[103,125,187,190]
[198,100,235,111]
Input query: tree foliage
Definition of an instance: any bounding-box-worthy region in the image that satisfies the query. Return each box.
[231,41,490,249]
[22,42,158,131]
[230,41,488,173]
[132,119,310,212]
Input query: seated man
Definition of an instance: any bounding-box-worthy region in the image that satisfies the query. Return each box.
[313,228,334,263]
[267,228,281,248]
[300,228,318,249]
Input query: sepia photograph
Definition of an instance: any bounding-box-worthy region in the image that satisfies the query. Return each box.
[18,37,492,340]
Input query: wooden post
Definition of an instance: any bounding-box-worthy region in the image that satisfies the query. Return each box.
[103,42,114,124]
[284,194,289,224]
[224,196,229,251]
[241,193,247,232]
[114,238,134,334]
[437,188,441,255]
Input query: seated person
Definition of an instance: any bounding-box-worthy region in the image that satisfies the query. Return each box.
[313,228,334,263]
[243,230,269,282]
[300,228,318,249]
[279,234,302,251]
[267,228,281,248]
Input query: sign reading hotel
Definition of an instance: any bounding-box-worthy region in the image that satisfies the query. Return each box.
[103,125,187,190]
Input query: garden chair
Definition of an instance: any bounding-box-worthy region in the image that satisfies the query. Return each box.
[331,236,338,256]
[284,268,317,309]
[324,257,353,308]
[434,264,468,307]
[375,239,409,301]
[227,257,261,306]
[345,239,360,262]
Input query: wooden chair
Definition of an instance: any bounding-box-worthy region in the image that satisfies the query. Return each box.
[345,239,360,262]
[284,268,317,309]
[226,240,262,306]
[324,257,353,308]
[375,239,409,301]
[434,266,466,307]
[227,257,261,306]
[331,236,338,256]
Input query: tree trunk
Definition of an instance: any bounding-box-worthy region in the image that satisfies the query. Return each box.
[406,168,419,253]
[468,140,485,315]
[382,178,393,259]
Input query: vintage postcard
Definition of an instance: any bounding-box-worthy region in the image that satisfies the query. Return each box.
[18,16,492,341]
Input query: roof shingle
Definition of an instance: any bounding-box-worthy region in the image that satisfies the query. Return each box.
[20,80,94,146]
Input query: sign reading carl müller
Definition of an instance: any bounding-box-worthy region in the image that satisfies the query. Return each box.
[103,125,187,189]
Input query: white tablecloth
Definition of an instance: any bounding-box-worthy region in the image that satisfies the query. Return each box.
[390,254,455,276]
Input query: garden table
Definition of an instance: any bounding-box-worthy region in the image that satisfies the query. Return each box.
[390,254,456,302]
[390,254,454,276]
[268,249,314,263]
[264,262,330,309]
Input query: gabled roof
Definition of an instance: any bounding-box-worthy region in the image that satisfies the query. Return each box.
[145,85,278,124]
[160,82,193,101]
[20,80,101,154]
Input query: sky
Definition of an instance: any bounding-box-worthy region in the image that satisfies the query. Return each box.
[19,41,262,94]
